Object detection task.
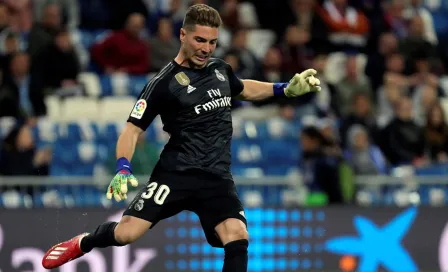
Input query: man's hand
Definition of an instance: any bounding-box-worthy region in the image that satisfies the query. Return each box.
[106,169,138,202]
[284,69,321,97]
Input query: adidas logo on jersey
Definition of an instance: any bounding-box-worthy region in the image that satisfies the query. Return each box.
[187,85,196,93]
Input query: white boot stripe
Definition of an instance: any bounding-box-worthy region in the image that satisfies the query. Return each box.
[46,256,59,260]
[55,247,68,251]
[49,250,63,255]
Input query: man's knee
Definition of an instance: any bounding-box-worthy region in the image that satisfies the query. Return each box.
[216,218,249,245]
[114,216,152,245]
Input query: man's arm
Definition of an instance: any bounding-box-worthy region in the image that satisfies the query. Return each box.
[231,69,321,102]
[116,122,144,163]
[115,78,167,171]
[235,80,274,101]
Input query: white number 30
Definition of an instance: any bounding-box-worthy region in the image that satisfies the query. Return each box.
[141,182,170,205]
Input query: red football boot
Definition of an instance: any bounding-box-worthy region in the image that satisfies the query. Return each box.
[42,233,88,269]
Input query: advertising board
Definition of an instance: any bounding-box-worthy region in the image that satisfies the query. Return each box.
[0,207,446,271]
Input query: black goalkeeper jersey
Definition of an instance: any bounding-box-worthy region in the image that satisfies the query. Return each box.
[127,58,244,178]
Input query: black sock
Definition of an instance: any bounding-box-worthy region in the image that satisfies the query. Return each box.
[222,239,248,272]
[80,221,124,253]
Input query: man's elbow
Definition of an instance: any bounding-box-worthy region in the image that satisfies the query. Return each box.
[120,122,143,140]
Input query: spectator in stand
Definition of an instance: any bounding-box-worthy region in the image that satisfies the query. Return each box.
[1,0,33,33]
[279,25,313,80]
[413,84,438,126]
[424,103,448,164]
[380,97,426,166]
[339,92,378,148]
[220,0,240,33]
[376,53,408,127]
[403,0,438,45]
[316,0,370,52]
[288,0,329,53]
[333,54,372,117]
[0,52,42,118]
[0,32,22,83]
[224,28,262,80]
[259,47,288,84]
[91,12,149,75]
[344,124,387,175]
[398,15,439,67]
[383,0,408,39]
[365,32,398,92]
[300,126,343,204]
[31,28,80,97]
[33,0,79,30]
[27,3,61,62]
[149,17,179,71]
[0,123,52,176]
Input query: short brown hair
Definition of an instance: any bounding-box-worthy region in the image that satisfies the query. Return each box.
[183,4,222,31]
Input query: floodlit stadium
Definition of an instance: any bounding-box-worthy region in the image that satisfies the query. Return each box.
[1,0,448,271]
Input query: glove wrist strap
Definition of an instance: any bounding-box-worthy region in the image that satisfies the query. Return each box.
[116,157,132,173]
[273,83,288,97]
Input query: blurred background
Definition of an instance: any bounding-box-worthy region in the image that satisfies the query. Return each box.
[1,0,448,271]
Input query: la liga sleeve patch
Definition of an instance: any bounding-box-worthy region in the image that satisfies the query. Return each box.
[130,99,147,119]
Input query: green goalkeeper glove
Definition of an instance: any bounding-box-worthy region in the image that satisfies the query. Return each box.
[274,69,321,98]
[106,157,139,202]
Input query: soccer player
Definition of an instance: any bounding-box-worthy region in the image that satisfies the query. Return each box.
[42,4,321,272]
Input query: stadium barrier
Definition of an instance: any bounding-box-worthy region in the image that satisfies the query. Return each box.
[0,207,446,272]
[1,174,448,208]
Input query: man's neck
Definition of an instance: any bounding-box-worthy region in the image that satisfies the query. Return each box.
[174,52,204,69]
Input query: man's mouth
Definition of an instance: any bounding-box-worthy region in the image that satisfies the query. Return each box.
[195,55,208,62]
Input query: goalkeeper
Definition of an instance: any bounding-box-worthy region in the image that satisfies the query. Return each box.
[42,4,321,272]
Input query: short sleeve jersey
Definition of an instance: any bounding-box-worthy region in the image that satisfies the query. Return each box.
[127,58,244,178]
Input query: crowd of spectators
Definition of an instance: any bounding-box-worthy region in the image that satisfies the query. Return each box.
[0,0,447,186]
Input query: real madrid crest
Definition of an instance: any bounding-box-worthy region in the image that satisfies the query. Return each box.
[215,69,226,81]
[134,199,145,211]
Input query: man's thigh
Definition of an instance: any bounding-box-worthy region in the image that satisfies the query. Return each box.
[191,177,247,248]
[123,172,194,228]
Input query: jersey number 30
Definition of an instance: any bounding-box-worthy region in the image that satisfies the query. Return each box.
[141,182,170,205]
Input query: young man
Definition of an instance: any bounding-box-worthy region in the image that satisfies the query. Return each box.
[42,4,321,272]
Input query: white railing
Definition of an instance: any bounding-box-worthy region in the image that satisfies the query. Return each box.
[0,174,448,186]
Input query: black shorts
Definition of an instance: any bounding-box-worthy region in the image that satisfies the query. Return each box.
[123,169,247,248]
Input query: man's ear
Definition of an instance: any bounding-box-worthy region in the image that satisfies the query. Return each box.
[180,28,186,43]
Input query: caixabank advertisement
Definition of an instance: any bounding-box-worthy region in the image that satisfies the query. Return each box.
[0,207,446,272]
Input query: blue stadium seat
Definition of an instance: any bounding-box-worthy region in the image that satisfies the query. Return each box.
[100,75,113,96]
[264,119,300,140]
[263,165,296,176]
[231,165,264,178]
[432,11,448,37]
[129,75,149,96]
[100,122,124,143]
[260,140,299,166]
[53,142,78,165]
[231,140,263,166]
[33,119,58,147]
[0,116,16,139]
[415,165,448,175]
[57,121,98,143]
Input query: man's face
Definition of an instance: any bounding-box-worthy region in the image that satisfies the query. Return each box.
[0,5,9,28]
[43,5,61,29]
[11,54,29,77]
[126,13,145,38]
[180,24,218,68]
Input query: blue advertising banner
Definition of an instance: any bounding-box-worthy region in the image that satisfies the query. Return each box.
[0,207,446,272]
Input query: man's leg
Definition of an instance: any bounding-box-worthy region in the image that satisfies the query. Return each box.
[215,218,249,272]
[42,215,151,269]
[192,176,249,272]
[80,215,152,252]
